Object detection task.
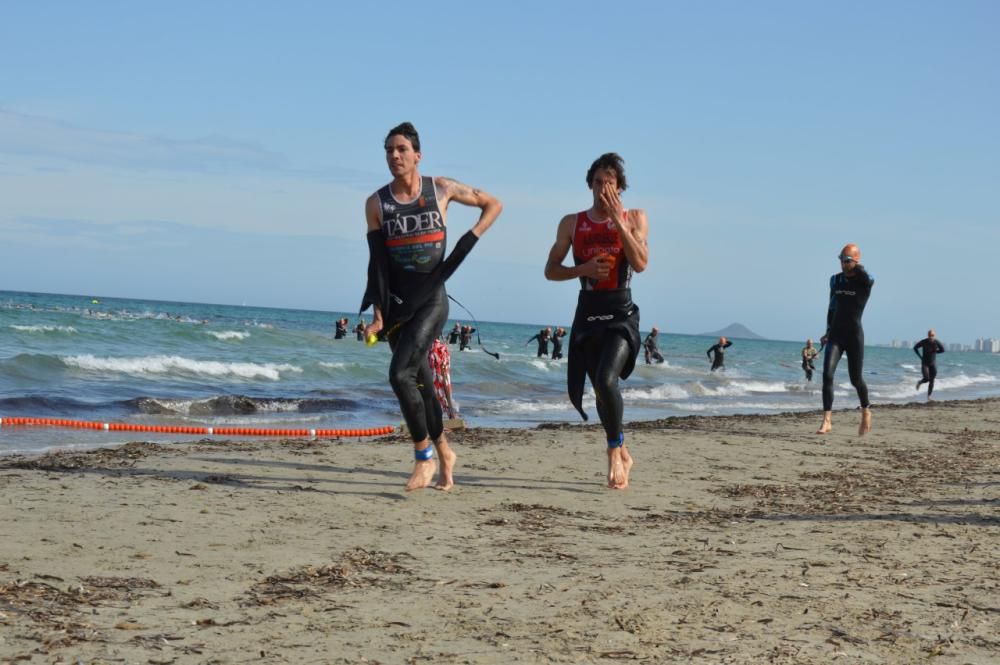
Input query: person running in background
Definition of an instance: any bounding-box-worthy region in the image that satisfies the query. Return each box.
[527,327,552,357]
[801,338,820,381]
[334,318,348,339]
[706,337,732,371]
[914,329,945,398]
[459,324,476,351]
[361,122,502,491]
[551,327,566,360]
[428,337,458,419]
[817,243,874,435]
[643,327,665,364]
[447,322,461,344]
[544,152,649,490]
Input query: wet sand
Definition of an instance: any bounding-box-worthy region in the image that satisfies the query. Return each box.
[1,399,997,664]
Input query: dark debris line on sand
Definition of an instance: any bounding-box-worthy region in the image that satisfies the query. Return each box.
[0,575,165,653]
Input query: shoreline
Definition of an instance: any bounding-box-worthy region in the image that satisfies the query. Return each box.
[1,397,997,663]
[3,395,999,461]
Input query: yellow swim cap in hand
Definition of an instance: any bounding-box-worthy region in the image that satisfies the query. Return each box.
[366,333,378,347]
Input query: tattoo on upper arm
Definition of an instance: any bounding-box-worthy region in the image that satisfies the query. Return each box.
[440,177,480,201]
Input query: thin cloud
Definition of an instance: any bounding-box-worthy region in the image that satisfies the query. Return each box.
[0,108,284,173]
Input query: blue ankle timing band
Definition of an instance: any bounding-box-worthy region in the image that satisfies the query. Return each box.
[607,432,624,449]
[414,446,434,461]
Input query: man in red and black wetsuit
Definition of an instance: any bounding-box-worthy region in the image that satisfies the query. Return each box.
[362,122,502,491]
[544,153,649,490]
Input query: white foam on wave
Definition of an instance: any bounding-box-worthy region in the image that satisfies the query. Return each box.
[871,373,999,399]
[486,398,581,414]
[935,373,998,390]
[62,354,302,381]
[621,384,689,400]
[529,359,552,372]
[681,401,811,413]
[147,398,304,414]
[319,361,347,369]
[10,324,77,333]
[689,380,791,397]
[208,330,250,341]
[900,363,919,371]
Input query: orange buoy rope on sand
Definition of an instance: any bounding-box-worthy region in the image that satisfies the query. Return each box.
[0,416,395,439]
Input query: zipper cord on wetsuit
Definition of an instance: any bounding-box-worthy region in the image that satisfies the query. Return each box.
[447,294,500,360]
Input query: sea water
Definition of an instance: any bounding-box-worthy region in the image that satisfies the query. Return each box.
[3,290,999,454]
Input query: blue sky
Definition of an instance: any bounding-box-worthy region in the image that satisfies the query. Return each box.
[1,1,997,343]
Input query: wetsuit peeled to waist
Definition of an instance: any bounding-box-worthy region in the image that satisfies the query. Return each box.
[566,288,640,420]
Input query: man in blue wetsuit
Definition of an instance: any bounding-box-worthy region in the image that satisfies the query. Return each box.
[817,243,874,436]
[914,329,945,398]
[361,122,502,491]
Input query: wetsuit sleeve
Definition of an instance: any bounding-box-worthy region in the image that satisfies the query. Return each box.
[724,341,733,348]
[360,230,390,316]
[706,346,714,358]
[936,340,945,354]
[438,230,479,283]
[825,274,836,336]
[854,266,874,308]
[913,341,923,359]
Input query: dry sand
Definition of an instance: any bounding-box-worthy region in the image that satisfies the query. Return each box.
[0,399,997,664]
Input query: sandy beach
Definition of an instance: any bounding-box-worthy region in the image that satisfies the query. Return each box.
[1,399,997,664]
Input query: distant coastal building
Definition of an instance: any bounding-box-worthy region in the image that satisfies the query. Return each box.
[974,338,1000,353]
[889,339,992,352]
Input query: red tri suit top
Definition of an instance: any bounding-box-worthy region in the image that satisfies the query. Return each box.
[571,210,633,291]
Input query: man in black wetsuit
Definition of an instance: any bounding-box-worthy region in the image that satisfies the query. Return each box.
[544,152,649,490]
[459,325,475,351]
[914,329,945,398]
[361,122,502,491]
[334,318,348,339]
[551,327,566,360]
[447,323,461,345]
[644,327,665,364]
[527,327,551,357]
[706,337,732,371]
[355,319,366,341]
[801,338,820,381]
[817,243,874,435]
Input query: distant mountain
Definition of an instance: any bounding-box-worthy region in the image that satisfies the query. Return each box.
[699,323,766,340]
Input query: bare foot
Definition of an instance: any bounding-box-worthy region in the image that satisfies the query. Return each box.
[405,458,437,491]
[433,436,457,491]
[607,448,627,490]
[858,408,872,435]
[620,445,634,489]
[816,412,833,435]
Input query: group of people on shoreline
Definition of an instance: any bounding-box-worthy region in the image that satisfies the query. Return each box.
[356,121,943,493]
